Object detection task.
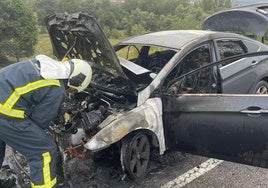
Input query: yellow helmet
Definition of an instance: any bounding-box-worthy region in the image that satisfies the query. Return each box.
[68,59,92,92]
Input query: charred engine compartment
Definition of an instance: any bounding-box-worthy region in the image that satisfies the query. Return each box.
[51,88,137,156]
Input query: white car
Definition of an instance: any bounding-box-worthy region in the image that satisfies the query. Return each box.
[45,5,268,180]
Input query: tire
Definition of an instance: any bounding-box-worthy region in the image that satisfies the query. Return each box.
[253,81,268,94]
[120,132,150,179]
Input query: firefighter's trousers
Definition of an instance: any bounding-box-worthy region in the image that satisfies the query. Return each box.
[0,117,58,187]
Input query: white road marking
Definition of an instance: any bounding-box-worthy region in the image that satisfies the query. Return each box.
[161,158,224,188]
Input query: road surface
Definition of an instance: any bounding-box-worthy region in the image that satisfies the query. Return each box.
[3,148,268,187]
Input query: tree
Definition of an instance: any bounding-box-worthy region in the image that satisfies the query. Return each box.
[55,0,81,13]
[0,0,38,62]
[34,0,56,26]
[198,0,231,13]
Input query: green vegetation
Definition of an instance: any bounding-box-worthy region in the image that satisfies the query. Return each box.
[35,34,121,61]
[4,0,264,65]
[0,0,38,65]
[35,33,53,58]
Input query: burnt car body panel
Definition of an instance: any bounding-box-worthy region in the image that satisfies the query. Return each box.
[115,30,216,50]
[84,98,166,154]
[202,3,268,37]
[46,12,136,95]
[162,94,268,168]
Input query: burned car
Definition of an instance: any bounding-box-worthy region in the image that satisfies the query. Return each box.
[44,11,268,180]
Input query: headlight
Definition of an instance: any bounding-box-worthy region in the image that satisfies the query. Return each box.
[84,138,109,152]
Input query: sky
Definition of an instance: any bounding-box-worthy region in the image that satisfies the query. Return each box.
[232,0,268,6]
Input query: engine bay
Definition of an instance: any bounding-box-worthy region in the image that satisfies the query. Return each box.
[51,87,137,155]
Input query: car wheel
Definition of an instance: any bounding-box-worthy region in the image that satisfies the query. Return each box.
[254,81,268,94]
[120,132,150,179]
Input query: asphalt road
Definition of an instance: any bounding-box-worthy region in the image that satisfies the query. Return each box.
[63,151,268,188]
[184,158,268,188]
[4,148,268,187]
[112,151,268,188]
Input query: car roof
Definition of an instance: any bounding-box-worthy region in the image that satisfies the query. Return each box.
[202,3,268,37]
[118,30,244,50]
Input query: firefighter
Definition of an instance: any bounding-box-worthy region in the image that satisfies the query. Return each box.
[0,55,92,187]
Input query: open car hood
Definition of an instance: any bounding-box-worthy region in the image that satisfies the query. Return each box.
[202,3,268,37]
[46,12,135,94]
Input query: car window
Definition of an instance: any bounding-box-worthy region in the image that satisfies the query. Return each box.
[165,66,217,95]
[243,39,261,52]
[116,45,142,61]
[164,44,211,80]
[216,40,247,66]
[163,44,217,95]
[146,48,176,73]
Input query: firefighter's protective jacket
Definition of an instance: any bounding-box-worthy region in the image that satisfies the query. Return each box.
[0,56,74,187]
[0,58,67,128]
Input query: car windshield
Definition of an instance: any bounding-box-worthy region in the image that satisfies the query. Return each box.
[116,44,176,73]
[115,44,177,89]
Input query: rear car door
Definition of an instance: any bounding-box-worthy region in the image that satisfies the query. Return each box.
[215,39,259,93]
[162,92,268,168]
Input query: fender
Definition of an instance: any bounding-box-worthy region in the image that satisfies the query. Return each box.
[84,98,166,154]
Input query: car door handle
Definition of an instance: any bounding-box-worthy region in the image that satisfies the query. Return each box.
[251,60,259,66]
[241,107,268,114]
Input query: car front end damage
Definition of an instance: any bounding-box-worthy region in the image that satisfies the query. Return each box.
[50,88,165,179]
[46,12,167,178]
[54,91,165,155]
[83,97,165,154]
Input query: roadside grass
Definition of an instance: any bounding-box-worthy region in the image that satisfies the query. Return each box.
[109,38,122,45]
[1,34,124,69]
[34,34,122,59]
[34,33,54,58]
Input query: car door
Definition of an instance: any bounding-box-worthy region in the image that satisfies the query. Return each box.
[162,43,220,94]
[162,89,268,168]
[215,39,259,93]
